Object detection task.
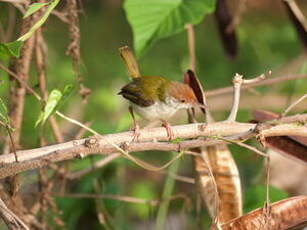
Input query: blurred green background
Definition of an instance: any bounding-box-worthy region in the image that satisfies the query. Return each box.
[0,0,306,229]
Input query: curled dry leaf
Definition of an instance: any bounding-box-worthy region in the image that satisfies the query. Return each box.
[184,70,242,223]
[282,0,307,51]
[193,145,242,223]
[214,0,238,59]
[221,195,307,230]
[253,110,307,164]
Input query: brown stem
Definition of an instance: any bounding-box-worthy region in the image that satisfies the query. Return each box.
[35,30,64,143]
[0,197,29,230]
[0,114,305,179]
[66,0,91,102]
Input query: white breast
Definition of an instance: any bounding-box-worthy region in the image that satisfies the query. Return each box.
[132,97,191,121]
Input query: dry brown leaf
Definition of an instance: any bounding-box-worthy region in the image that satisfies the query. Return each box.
[214,0,238,59]
[253,110,307,164]
[194,145,242,223]
[282,0,307,51]
[221,195,307,230]
[184,70,242,223]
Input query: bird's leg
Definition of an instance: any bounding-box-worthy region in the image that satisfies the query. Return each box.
[129,106,140,142]
[161,119,174,141]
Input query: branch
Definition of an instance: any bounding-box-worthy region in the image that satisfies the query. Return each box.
[0,114,305,179]
[0,198,29,230]
[206,74,307,97]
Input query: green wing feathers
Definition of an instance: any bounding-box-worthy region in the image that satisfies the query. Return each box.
[119,76,170,107]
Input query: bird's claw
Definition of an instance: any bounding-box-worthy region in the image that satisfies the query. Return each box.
[130,123,140,142]
[162,120,174,141]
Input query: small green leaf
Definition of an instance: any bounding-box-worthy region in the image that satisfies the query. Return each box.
[6,41,23,57]
[36,89,62,127]
[43,89,62,124]
[0,98,9,124]
[0,41,23,58]
[35,112,44,127]
[60,84,74,104]
[23,2,49,18]
[124,0,216,56]
[36,85,74,127]
[56,84,74,110]
[18,0,60,42]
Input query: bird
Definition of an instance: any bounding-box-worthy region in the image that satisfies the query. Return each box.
[118,75,200,141]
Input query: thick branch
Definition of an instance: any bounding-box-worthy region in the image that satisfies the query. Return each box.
[0,114,305,179]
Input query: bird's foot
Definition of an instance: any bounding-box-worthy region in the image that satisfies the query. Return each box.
[161,120,174,141]
[130,122,140,142]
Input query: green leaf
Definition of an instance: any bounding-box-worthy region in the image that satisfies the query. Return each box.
[0,41,23,58]
[18,0,60,42]
[42,89,62,126]
[124,0,216,56]
[36,85,74,127]
[59,84,74,106]
[23,2,49,18]
[0,98,9,124]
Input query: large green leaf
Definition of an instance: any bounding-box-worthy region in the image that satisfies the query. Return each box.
[124,0,216,56]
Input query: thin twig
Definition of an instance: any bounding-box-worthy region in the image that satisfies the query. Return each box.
[282,94,307,116]
[227,74,243,121]
[74,121,92,139]
[214,136,268,157]
[56,111,186,172]
[0,0,26,3]
[66,0,91,102]
[0,197,29,230]
[264,151,271,228]
[55,193,190,207]
[227,73,266,121]
[67,153,121,180]
[6,126,18,162]
[0,62,42,101]
[58,193,158,205]
[51,10,69,24]
[206,74,307,97]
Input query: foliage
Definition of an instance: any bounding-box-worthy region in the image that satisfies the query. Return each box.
[23,2,49,18]
[124,0,216,56]
[0,0,306,229]
[36,84,74,126]
[18,0,60,42]
[0,41,23,58]
[0,0,59,59]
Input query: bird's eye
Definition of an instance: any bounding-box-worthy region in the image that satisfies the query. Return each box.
[181,99,186,103]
